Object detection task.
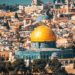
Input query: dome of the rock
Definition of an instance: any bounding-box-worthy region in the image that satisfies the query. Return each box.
[31,25,56,42]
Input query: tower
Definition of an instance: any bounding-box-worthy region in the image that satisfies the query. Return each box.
[32,0,37,5]
[32,0,43,6]
[65,0,72,14]
[65,0,72,4]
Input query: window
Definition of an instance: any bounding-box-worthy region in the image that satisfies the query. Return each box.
[39,42,41,48]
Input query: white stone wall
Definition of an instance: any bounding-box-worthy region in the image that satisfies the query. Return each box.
[25,5,43,13]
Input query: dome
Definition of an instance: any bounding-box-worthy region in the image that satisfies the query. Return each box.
[31,25,56,42]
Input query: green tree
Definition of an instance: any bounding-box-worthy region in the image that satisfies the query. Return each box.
[37,0,43,5]
[0,61,9,75]
[48,58,68,75]
[12,59,28,75]
[15,13,19,19]
[32,59,47,74]
[53,0,65,3]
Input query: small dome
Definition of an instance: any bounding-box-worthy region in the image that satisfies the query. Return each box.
[31,25,56,42]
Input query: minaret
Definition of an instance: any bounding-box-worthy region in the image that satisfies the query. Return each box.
[32,0,37,5]
[65,0,70,14]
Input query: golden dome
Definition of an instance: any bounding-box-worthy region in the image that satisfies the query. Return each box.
[31,25,56,42]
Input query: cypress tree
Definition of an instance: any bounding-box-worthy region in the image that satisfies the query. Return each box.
[53,0,65,3]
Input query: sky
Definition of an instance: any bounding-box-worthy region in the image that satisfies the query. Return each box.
[0,0,54,5]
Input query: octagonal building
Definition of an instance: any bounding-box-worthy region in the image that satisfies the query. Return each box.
[31,25,56,48]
